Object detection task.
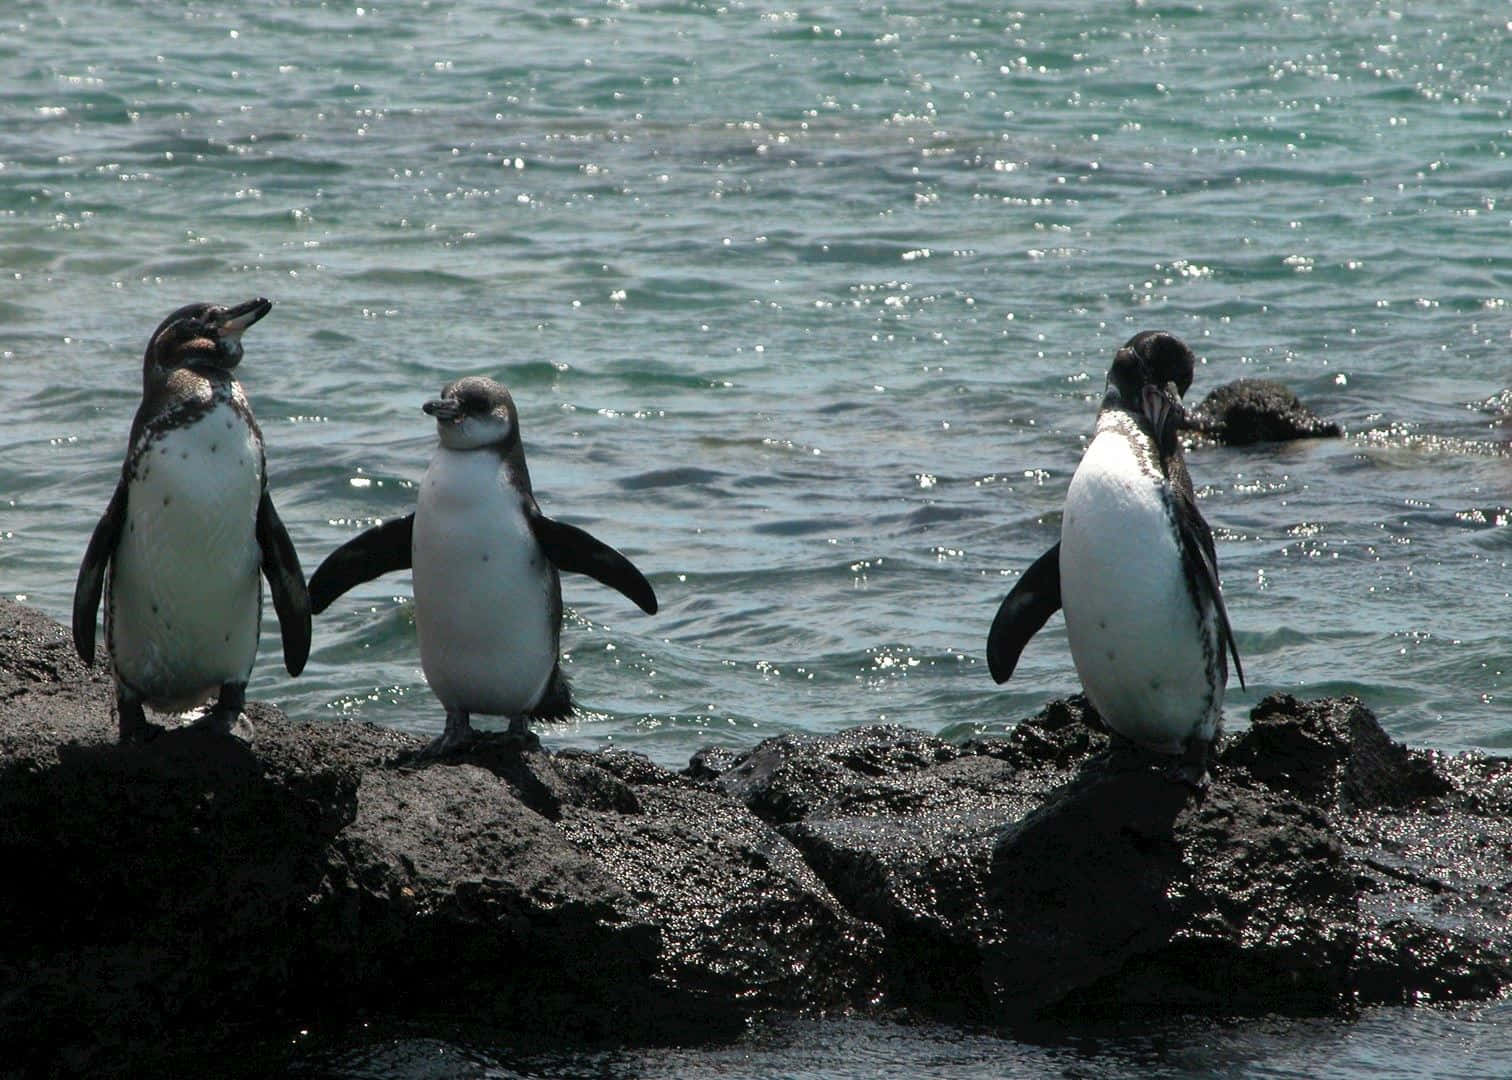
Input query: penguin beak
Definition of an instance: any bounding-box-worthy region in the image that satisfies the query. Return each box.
[423,398,462,423]
[220,297,272,336]
[212,297,272,368]
[1140,382,1186,452]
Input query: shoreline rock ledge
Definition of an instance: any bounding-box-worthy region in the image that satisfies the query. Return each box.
[2,599,1509,1073]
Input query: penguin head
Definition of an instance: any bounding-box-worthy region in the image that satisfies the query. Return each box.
[1107,330,1195,403]
[1105,330,1197,450]
[144,297,272,380]
[424,376,520,452]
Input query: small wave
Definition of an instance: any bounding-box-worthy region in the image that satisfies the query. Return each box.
[618,466,730,490]
[752,517,843,537]
[348,267,480,287]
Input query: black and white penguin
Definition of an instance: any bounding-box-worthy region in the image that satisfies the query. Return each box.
[308,376,658,755]
[73,298,311,742]
[986,330,1244,784]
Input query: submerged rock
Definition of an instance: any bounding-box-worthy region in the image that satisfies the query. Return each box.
[1,599,1508,1072]
[1190,377,1343,444]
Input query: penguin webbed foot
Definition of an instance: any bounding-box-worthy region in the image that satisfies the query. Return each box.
[400,712,542,765]
[467,716,541,754]
[1168,736,1216,792]
[116,689,164,744]
[1099,732,1213,792]
[190,709,254,742]
[118,713,165,744]
[409,710,479,760]
[416,730,476,759]
[190,683,252,742]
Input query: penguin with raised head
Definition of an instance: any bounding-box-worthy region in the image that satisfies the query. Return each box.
[986,331,1244,785]
[73,298,311,742]
[308,376,657,755]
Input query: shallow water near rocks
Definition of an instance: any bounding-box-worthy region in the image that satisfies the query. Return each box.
[2,0,1508,1074]
[290,1005,1512,1079]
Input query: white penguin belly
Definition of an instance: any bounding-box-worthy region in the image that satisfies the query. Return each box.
[108,405,264,710]
[411,448,556,717]
[1059,427,1220,754]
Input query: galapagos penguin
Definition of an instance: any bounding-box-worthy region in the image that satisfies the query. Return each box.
[73,297,311,742]
[308,376,657,755]
[986,331,1244,784]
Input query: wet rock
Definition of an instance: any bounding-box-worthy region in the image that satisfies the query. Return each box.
[0,599,875,1075]
[2,597,1510,1069]
[703,709,1098,1018]
[1190,378,1343,444]
[712,693,1512,1024]
[712,724,965,826]
[1222,693,1451,809]
[987,755,1357,1019]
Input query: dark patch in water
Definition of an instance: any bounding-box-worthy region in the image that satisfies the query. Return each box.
[619,466,729,490]
[907,504,981,526]
[752,518,839,537]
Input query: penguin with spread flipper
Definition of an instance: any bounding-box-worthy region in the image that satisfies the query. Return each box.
[309,376,657,756]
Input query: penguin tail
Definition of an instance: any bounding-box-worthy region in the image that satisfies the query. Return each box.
[530,664,574,721]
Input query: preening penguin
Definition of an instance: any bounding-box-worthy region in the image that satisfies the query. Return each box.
[986,331,1244,785]
[73,297,311,742]
[308,376,658,755]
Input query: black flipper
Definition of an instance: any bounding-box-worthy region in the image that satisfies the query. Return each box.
[986,542,1062,684]
[257,491,312,677]
[1170,486,1246,690]
[307,514,415,615]
[73,480,128,665]
[528,511,658,615]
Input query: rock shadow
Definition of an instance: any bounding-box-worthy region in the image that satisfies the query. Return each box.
[983,752,1196,1017]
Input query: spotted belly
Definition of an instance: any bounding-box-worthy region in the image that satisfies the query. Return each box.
[1059,427,1222,754]
[107,406,264,710]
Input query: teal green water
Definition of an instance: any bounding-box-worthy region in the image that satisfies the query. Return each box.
[2,1,1509,1073]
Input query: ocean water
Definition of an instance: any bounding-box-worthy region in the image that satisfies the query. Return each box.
[1,0,1508,1073]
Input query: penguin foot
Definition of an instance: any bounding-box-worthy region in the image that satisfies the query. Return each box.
[489,727,541,753]
[419,728,475,758]
[1169,736,1216,792]
[1166,759,1211,792]
[191,709,254,742]
[505,714,535,739]
[411,709,478,760]
[118,716,166,744]
[191,682,252,741]
[116,690,163,744]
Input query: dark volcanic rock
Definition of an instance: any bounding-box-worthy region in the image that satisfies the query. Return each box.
[2,598,1510,1071]
[709,694,1512,1025]
[988,757,1357,1019]
[0,600,876,1074]
[1190,377,1343,444]
[1222,693,1452,808]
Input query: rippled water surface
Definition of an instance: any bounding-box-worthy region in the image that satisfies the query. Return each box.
[2,0,1509,1074]
[294,1004,1512,1080]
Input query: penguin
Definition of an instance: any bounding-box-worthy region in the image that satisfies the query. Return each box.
[308,376,657,755]
[986,330,1244,785]
[73,297,311,742]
